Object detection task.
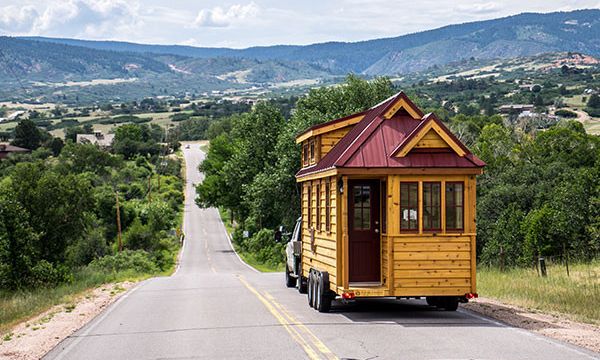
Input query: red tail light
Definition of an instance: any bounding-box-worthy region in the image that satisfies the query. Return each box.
[342,292,355,299]
[465,293,478,299]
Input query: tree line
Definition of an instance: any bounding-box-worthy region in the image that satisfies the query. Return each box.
[0,122,183,290]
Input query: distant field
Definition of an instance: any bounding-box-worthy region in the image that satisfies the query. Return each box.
[478,261,600,325]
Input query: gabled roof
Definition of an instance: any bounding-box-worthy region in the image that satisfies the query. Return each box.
[0,143,30,153]
[296,92,485,179]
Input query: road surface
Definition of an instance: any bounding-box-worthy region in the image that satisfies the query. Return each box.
[45,144,598,360]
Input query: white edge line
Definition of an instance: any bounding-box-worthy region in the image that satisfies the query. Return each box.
[458,308,600,359]
[218,212,260,273]
[49,281,146,360]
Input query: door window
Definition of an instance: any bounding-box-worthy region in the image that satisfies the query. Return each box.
[352,185,371,230]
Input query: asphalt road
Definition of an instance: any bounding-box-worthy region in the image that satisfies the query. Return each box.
[45,143,598,360]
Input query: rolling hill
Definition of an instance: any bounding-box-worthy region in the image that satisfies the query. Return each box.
[25,9,600,75]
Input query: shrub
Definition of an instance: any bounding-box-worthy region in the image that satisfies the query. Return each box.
[88,250,159,274]
[28,260,73,288]
[123,219,157,251]
[555,109,578,118]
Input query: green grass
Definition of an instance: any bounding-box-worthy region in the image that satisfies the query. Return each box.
[217,207,284,273]
[478,261,600,325]
[0,267,157,335]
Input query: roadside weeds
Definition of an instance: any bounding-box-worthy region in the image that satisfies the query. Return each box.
[0,281,136,360]
[464,296,600,354]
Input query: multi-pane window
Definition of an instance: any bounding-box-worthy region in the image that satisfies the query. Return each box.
[325,182,331,232]
[446,182,464,231]
[423,182,441,231]
[307,185,312,227]
[316,184,321,230]
[352,185,371,230]
[309,140,315,163]
[400,182,418,231]
[303,144,309,166]
[381,181,387,234]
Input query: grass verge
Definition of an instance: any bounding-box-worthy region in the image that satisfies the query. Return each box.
[0,267,164,335]
[217,207,284,273]
[477,261,600,325]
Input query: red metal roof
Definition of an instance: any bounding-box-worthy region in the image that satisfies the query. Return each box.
[296,92,485,178]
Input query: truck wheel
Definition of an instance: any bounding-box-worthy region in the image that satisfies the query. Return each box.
[297,276,308,294]
[441,297,459,311]
[307,272,314,308]
[285,266,296,288]
[316,272,332,313]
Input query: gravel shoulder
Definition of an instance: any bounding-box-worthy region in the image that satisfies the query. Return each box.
[464,297,600,354]
[0,281,136,360]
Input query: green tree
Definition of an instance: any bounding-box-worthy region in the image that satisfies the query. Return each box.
[11,119,47,150]
[587,93,600,109]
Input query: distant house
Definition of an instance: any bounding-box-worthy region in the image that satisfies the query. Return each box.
[76,131,115,148]
[499,104,535,114]
[0,143,30,159]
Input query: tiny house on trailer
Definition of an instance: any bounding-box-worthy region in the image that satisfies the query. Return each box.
[290,92,485,312]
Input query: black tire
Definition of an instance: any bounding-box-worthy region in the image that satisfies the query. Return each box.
[441,297,459,311]
[297,276,308,294]
[426,296,438,307]
[285,266,296,288]
[314,275,322,311]
[316,273,332,313]
[307,272,314,308]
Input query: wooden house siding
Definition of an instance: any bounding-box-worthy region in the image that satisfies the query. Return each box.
[301,176,339,290]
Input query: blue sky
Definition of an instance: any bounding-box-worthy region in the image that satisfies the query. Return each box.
[0,0,599,48]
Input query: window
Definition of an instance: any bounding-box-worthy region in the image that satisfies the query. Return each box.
[309,140,315,163]
[423,182,441,231]
[352,185,371,230]
[446,182,464,231]
[316,184,321,231]
[400,182,418,231]
[303,144,309,166]
[325,181,331,232]
[381,181,387,234]
[307,184,312,227]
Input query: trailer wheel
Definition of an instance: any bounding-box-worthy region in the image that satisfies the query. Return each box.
[314,275,322,311]
[425,296,438,307]
[297,276,308,294]
[441,298,459,311]
[307,271,314,308]
[285,266,296,288]
[316,272,332,313]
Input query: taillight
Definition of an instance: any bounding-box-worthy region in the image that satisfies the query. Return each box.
[465,293,478,299]
[342,292,355,299]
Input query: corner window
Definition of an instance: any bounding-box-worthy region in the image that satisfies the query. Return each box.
[423,182,441,231]
[400,182,418,231]
[446,182,464,231]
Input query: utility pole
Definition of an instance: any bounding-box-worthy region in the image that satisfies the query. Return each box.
[115,191,123,252]
[147,175,152,203]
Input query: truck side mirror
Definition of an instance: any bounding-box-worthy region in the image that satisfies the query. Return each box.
[274,229,282,243]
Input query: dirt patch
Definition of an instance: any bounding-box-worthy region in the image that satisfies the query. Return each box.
[464,297,600,353]
[0,282,136,360]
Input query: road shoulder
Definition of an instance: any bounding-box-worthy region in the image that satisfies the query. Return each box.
[464,297,600,354]
[0,281,136,360]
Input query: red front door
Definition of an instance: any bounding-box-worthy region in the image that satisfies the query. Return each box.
[348,180,381,283]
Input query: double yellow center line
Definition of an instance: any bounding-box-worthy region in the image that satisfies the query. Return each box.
[238,276,338,360]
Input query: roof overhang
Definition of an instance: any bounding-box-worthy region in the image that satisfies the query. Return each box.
[296,113,366,144]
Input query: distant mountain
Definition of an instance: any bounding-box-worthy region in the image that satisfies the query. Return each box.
[25,9,600,75]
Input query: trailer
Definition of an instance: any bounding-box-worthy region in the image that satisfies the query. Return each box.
[285,92,485,312]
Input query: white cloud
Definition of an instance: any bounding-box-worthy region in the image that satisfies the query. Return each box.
[456,2,502,14]
[194,2,259,28]
[0,5,39,31]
